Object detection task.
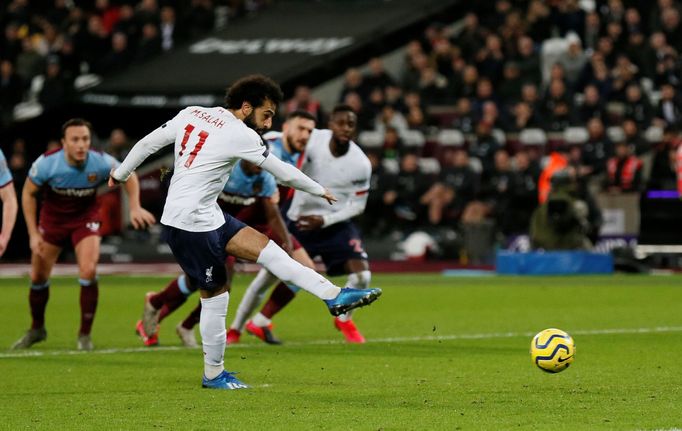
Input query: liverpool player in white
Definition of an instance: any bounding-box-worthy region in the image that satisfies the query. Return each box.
[109,76,381,390]
[241,105,374,343]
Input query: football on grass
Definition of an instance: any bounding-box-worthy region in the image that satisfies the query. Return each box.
[530,328,575,373]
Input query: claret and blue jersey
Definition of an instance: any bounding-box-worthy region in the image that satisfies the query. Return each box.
[28,148,120,224]
[0,149,13,188]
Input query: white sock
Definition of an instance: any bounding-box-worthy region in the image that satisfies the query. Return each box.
[251,312,271,327]
[230,269,278,331]
[337,271,372,322]
[257,241,340,300]
[200,291,229,380]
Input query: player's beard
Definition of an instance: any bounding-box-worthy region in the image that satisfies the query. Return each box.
[244,112,265,135]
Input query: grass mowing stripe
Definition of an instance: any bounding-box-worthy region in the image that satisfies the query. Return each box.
[3,325,682,359]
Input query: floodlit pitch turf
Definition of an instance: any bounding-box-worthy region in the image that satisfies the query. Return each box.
[1,274,682,430]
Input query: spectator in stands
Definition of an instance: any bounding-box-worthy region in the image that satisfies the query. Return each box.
[526,0,552,42]
[655,83,682,127]
[453,13,485,60]
[385,85,406,113]
[98,32,132,74]
[623,83,654,128]
[451,97,476,134]
[520,82,541,112]
[623,118,649,155]
[15,38,45,90]
[420,147,479,225]
[554,0,585,37]
[0,59,23,126]
[136,23,162,61]
[1,23,22,62]
[343,91,373,132]
[339,68,367,102]
[417,66,449,106]
[104,128,131,161]
[406,106,427,132]
[381,126,404,160]
[582,118,613,176]
[507,101,543,132]
[605,141,644,193]
[363,151,391,236]
[575,84,606,125]
[472,78,497,117]
[582,12,601,52]
[514,36,541,86]
[8,138,27,182]
[286,85,324,124]
[38,56,71,111]
[507,149,539,234]
[364,57,395,92]
[382,152,431,227]
[160,6,183,52]
[475,34,505,83]
[497,62,523,103]
[375,104,408,135]
[648,127,680,190]
[558,33,588,87]
[458,64,479,99]
[543,79,573,132]
[78,15,110,72]
[485,149,517,234]
[659,7,682,48]
[470,120,501,173]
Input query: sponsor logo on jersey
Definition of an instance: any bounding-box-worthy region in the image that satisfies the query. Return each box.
[51,187,97,197]
[205,266,213,283]
[86,221,100,232]
[218,193,256,206]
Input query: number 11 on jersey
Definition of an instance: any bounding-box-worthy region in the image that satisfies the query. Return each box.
[179,124,209,168]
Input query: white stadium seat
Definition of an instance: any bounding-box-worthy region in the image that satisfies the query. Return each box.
[519,128,547,146]
[401,130,425,147]
[358,130,384,149]
[382,158,399,174]
[606,126,625,143]
[436,129,464,147]
[564,127,589,145]
[418,157,441,175]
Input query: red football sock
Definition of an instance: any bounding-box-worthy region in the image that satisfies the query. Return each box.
[181,303,202,330]
[150,277,188,318]
[261,282,296,319]
[29,285,50,329]
[79,280,99,335]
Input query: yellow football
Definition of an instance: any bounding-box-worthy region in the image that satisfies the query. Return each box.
[530,328,575,373]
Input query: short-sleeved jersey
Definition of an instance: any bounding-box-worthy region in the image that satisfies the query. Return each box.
[28,149,120,225]
[0,149,13,188]
[120,106,270,232]
[287,129,371,220]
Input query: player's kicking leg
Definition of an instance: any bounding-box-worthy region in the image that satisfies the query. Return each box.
[227,227,381,320]
[229,246,312,345]
[12,242,61,349]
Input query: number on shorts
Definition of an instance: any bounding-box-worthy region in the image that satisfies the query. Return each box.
[349,238,364,253]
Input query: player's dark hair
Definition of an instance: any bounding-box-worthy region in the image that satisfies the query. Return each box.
[61,118,93,137]
[225,75,283,110]
[286,110,316,122]
[331,104,355,116]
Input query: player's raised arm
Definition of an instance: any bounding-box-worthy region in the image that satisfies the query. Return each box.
[109,116,180,185]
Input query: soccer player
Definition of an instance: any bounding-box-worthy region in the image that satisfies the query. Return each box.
[241,105,373,344]
[109,75,381,390]
[0,148,18,258]
[134,156,305,347]
[12,118,156,351]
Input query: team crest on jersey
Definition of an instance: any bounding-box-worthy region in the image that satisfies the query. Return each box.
[86,222,100,232]
[87,172,98,183]
[205,266,213,283]
[252,179,263,195]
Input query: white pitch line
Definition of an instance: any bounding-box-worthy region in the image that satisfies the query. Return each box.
[2,325,682,359]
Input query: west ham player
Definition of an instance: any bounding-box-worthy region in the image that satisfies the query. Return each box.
[0,148,18,258]
[134,156,305,347]
[12,119,156,351]
[227,110,318,344]
[109,75,381,390]
[243,105,373,344]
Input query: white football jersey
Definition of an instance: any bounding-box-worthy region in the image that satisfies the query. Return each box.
[287,129,371,227]
[116,106,269,231]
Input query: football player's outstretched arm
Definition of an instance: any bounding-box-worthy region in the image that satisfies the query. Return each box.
[109,119,178,185]
[258,154,336,204]
[120,173,156,229]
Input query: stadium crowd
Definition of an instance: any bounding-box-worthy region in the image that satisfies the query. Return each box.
[0,0,268,126]
[283,0,682,247]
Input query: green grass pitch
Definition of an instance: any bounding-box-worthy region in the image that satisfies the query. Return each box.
[1,273,682,430]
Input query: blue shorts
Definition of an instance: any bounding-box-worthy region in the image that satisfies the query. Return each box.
[287,221,368,276]
[162,215,246,291]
